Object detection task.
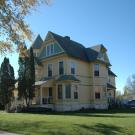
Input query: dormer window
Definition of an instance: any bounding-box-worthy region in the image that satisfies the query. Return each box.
[94,64,99,76]
[46,44,54,57]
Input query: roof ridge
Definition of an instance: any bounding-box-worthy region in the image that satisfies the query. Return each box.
[32,34,43,49]
[50,31,85,48]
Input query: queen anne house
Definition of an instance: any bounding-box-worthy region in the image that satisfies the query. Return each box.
[32,31,116,111]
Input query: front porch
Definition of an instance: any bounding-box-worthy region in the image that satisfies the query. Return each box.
[33,80,56,110]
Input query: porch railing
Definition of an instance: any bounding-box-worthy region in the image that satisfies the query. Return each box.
[35,97,53,105]
[42,97,53,104]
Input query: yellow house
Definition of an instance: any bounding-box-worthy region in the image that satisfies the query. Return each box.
[32,31,116,111]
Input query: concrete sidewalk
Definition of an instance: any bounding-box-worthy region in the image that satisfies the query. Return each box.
[0,131,19,135]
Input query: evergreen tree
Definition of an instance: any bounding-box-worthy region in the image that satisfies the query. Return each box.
[18,47,35,107]
[28,47,35,103]
[0,57,15,111]
[18,57,26,102]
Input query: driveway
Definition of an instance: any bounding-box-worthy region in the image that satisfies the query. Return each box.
[0,131,19,135]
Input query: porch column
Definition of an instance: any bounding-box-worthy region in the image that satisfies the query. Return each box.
[40,86,43,105]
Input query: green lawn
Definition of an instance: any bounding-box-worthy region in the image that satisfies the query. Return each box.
[0,109,135,135]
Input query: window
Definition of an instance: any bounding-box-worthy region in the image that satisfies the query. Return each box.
[94,64,99,76]
[95,92,100,99]
[70,62,76,74]
[58,84,62,99]
[59,61,64,75]
[49,87,52,97]
[47,45,50,56]
[74,85,78,99]
[48,64,52,77]
[51,44,54,54]
[65,84,71,99]
[46,44,54,56]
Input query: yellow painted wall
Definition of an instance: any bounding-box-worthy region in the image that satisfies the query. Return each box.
[34,48,115,106]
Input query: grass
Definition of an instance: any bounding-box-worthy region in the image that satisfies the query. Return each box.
[0,109,135,135]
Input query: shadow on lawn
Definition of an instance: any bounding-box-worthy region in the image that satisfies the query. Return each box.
[23,112,135,119]
[75,123,124,135]
[20,108,135,119]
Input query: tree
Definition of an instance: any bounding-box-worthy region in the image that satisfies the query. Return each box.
[116,90,123,100]
[18,47,35,107]
[18,57,26,104]
[28,47,35,102]
[124,75,135,94]
[0,57,15,111]
[0,0,51,54]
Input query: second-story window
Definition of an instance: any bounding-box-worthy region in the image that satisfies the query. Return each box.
[46,44,54,57]
[94,64,99,76]
[48,64,52,77]
[70,62,76,75]
[59,61,64,75]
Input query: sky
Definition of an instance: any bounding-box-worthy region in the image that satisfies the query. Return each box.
[0,0,135,92]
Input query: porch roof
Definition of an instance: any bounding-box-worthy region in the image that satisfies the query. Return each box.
[57,75,80,82]
[34,79,54,87]
[34,81,47,86]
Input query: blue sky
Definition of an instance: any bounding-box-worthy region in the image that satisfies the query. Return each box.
[0,0,135,92]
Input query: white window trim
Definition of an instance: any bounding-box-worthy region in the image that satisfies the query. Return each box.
[46,44,54,57]
[73,84,79,99]
[47,63,53,77]
[65,84,71,99]
[56,83,64,100]
[58,60,64,75]
[70,61,76,75]
[93,64,100,77]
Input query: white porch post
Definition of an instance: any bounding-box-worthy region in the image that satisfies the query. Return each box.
[40,86,43,105]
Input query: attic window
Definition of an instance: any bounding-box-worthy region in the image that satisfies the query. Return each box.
[46,44,54,57]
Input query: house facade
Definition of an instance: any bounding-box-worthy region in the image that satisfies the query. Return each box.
[32,31,116,111]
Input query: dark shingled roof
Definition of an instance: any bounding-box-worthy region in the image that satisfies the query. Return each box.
[57,75,80,82]
[85,48,99,61]
[32,35,43,49]
[107,83,116,89]
[50,32,88,61]
[50,32,110,64]
[108,69,117,77]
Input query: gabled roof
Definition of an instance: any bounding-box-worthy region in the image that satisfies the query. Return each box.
[33,31,112,66]
[50,32,88,61]
[49,32,111,64]
[108,69,117,77]
[32,35,43,49]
